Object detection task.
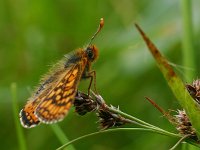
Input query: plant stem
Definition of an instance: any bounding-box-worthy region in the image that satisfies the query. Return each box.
[51,124,76,150]
[169,134,190,150]
[107,105,161,129]
[106,105,200,148]
[90,91,199,148]
[107,105,181,137]
[11,83,27,150]
[91,91,160,130]
[180,0,196,81]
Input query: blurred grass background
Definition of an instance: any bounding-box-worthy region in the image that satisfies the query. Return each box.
[0,0,200,149]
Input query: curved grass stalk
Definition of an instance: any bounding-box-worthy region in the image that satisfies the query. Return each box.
[169,134,191,150]
[56,128,180,150]
[57,127,200,150]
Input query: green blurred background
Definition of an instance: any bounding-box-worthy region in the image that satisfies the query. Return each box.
[1,0,200,149]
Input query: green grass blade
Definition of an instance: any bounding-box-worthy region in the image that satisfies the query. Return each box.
[11,83,27,150]
[180,0,196,81]
[51,124,76,150]
[182,143,200,150]
[135,24,200,138]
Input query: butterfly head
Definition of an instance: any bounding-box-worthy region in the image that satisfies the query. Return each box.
[85,45,98,62]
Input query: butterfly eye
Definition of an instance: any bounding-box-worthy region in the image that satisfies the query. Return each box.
[86,48,94,60]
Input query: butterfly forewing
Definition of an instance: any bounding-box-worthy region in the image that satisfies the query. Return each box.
[35,59,86,123]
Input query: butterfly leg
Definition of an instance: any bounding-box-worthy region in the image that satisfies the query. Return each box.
[85,70,98,96]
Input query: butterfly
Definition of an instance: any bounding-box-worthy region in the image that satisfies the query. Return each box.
[19,18,104,128]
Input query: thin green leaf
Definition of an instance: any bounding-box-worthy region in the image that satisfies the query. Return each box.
[181,0,196,81]
[182,142,200,150]
[135,24,200,138]
[11,83,27,150]
[51,124,76,150]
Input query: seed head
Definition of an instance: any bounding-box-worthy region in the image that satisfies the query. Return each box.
[97,106,126,130]
[186,79,200,104]
[74,91,98,116]
[174,110,198,141]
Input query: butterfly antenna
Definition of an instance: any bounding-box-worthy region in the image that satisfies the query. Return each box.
[88,18,104,46]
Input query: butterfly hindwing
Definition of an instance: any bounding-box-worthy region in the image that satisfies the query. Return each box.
[19,101,41,128]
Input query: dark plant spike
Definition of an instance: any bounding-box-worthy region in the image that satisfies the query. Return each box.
[97,108,127,130]
[74,91,129,129]
[175,110,198,142]
[74,91,98,115]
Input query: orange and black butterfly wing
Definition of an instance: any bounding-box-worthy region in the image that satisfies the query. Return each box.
[35,60,86,123]
[19,75,60,128]
[20,101,41,128]
[19,76,56,128]
[19,52,86,128]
